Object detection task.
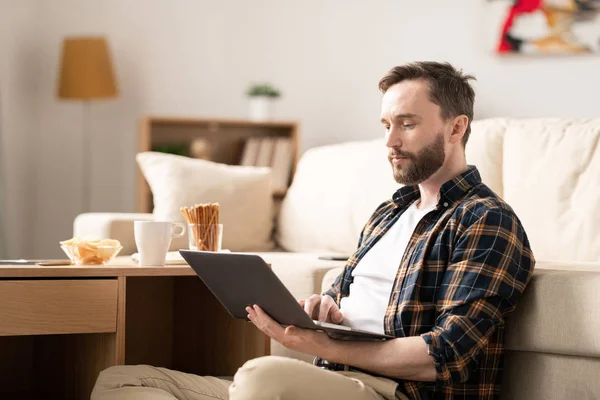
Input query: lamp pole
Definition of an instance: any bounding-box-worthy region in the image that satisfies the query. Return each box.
[57,36,118,213]
[82,100,91,212]
[0,90,5,258]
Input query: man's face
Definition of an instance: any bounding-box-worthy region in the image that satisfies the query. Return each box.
[380,80,448,186]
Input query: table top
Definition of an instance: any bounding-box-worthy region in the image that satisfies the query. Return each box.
[0,256,196,278]
[0,251,343,279]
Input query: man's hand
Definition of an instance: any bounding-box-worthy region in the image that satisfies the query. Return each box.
[245,304,333,357]
[299,294,344,323]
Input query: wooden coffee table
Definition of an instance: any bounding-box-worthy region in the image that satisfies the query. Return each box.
[0,256,267,400]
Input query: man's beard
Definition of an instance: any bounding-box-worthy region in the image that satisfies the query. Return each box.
[388,133,445,185]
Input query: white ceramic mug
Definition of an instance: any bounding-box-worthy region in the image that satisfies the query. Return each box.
[134,221,186,266]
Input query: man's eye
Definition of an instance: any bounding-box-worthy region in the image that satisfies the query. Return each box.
[403,124,415,129]
[384,126,390,131]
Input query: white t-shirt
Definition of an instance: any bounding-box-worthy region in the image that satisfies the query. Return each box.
[339,201,435,334]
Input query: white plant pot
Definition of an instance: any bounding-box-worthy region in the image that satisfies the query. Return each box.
[248,97,274,121]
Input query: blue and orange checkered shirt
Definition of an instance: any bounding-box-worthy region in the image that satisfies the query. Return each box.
[324,166,535,400]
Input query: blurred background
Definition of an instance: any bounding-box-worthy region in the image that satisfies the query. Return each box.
[0,0,598,259]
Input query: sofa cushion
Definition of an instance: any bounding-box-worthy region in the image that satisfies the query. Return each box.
[501,119,600,262]
[321,267,344,294]
[465,118,507,198]
[504,266,600,358]
[276,139,400,254]
[501,351,600,400]
[136,152,275,252]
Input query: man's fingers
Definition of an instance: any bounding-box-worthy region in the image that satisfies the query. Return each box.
[303,295,321,319]
[303,295,318,317]
[319,296,343,323]
[285,325,298,335]
[318,296,334,322]
[304,295,343,322]
[331,309,344,324]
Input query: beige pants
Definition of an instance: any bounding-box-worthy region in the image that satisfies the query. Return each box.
[91,356,408,400]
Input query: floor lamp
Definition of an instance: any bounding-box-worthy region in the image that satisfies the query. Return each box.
[57,36,118,212]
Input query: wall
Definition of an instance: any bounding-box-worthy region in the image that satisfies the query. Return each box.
[0,0,40,258]
[4,0,600,257]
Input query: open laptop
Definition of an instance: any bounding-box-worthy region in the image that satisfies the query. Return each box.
[179,250,394,341]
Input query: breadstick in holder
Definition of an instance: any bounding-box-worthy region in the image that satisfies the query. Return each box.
[180,203,222,251]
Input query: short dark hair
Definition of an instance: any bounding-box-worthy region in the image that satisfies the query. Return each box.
[378,61,476,146]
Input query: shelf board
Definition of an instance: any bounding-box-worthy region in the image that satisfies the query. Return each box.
[144,116,298,129]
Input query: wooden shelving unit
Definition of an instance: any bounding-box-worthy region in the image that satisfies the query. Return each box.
[137,116,300,213]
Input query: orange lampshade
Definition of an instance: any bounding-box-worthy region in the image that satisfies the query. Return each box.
[57,36,118,100]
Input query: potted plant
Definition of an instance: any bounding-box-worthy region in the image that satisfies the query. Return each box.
[246,83,281,121]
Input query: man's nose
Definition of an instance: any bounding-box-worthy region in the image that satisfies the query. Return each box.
[385,128,402,148]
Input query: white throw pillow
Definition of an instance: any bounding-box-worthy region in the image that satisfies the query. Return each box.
[136,152,275,252]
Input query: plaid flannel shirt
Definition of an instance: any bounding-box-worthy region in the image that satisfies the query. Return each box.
[324,166,535,400]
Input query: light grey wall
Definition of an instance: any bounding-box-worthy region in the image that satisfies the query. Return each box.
[0,0,41,258]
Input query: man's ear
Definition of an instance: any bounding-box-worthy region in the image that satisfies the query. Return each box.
[449,115,468,144]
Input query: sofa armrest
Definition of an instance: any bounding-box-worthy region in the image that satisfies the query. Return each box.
[73,213,154,255]
[321,267,344,294]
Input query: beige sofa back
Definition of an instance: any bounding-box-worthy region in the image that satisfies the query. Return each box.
[501,266,600,400]
[277,118,600,263]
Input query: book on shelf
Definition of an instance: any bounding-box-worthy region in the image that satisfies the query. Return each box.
[270,137,293,193]
[255,137,276,167]
[240,136,293,194]
[240,137,261,166]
